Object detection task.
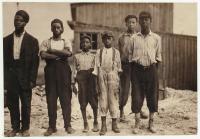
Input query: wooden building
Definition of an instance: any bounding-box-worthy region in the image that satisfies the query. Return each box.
[68,3,197,94]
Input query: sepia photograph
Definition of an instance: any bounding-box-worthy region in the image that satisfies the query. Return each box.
[2,1,197,137]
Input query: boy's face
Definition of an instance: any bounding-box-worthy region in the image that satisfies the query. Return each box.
[14,15,26,31]
[126,18,137,31]
[81,38,91,52]
[51,22,63,37]
[102,36,113,48]
[139,17,151,30]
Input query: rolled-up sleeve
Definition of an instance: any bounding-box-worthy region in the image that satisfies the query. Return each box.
[116,50,122,72]
[156,36,162,62]
[92,50,100,76]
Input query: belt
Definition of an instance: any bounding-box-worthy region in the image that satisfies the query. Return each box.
[132,62,155,70]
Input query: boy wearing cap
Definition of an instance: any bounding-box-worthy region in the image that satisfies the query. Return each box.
[73,34,99,133]
[3,10,39,137]
[118,15,148,122]
[129,11,162,134]
[93,31,122,135]
[40,19,75,136]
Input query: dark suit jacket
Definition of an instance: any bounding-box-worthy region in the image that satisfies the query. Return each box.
[3,32,39,90]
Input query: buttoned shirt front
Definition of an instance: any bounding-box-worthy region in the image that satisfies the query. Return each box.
[129,31,162,66]
[13,31,25,60]
[118,32,135,62]
[74,51,95,71]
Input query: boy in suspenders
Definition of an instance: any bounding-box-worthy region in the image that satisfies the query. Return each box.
[40,19,75,136]
[93,31,122,135]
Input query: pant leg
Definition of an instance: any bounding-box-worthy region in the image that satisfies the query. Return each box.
[7,70,20,130]
[57,62,72,128]
[98,70,108,117]
[130,63,145,113]
[88,73,98,110]
[145,65,159,112]
[107,71,119,118]
[20,88,32,130]
[119,63,131,110]
[77,71,89,111]
[45,65,58,129]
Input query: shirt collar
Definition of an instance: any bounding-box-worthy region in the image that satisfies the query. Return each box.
[14,30,25,38]
[123,31,136,36]
[81,50,90,55]
[137,30,152,36]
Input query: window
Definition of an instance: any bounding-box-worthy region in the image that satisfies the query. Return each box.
[80,32,98,50]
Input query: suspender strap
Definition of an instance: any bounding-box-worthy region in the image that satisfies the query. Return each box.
[99,47,115,70]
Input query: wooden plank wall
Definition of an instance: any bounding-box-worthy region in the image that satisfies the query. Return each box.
[73,26,197,91]
[160,33,197,90]
[71,3,173,33]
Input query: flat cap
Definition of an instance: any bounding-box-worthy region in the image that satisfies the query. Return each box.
[15,10,29,23]
[81,34,92,42]
[102,31,114,38]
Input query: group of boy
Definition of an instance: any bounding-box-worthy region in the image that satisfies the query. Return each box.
[3,10,161,137]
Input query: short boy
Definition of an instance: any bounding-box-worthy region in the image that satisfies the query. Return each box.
[73,34,99,133]
[93,31,122,135]
[40,19,75,136]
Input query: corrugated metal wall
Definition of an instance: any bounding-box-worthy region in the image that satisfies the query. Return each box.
[71,3,173,33]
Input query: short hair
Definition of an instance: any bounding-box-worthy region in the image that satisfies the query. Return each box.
[51,18,64,29]
[125,15,138,22]
[15,10,29,23]
[139,11,152,21]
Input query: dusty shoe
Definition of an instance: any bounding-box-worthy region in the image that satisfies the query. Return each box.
[21,130,30,137]
[6,129,20,137]
[112,118,120,133]
[132,118,140,134]
[44,128,57,136]
[65,127,75,134]
[140,111,148,119]
[92,122,99,132]
[82,122,89,133]
[148,119,156,133]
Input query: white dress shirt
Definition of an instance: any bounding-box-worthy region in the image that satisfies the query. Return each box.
[13,31,25,60]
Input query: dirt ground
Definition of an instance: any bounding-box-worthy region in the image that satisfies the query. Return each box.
[4,87,197,136]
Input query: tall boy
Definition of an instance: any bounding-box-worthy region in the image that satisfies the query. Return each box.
[118,15,148,122]
[73,34,99,133]
[93,31,122,135]
[4,10,39,137]
[129,11,162,134]
[40,19,74,136]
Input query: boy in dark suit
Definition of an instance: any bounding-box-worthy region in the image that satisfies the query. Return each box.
[3,10,39,137]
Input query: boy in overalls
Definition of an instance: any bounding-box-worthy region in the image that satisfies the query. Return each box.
[73,34,99,133]
[40,19,75,136]
[93,31,122,135]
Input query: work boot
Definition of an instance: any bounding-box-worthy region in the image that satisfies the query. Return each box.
[132,117,140,134]
[120,109,128,123]
[112,118,120,133]
[6,129,20,137]
[82,122,89,133]
[92,122,99,132]
[148,119,156,133]
[140,111,148,119]
[65,126,75,134]
[99,116,107,136]
[44,128,57,136]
